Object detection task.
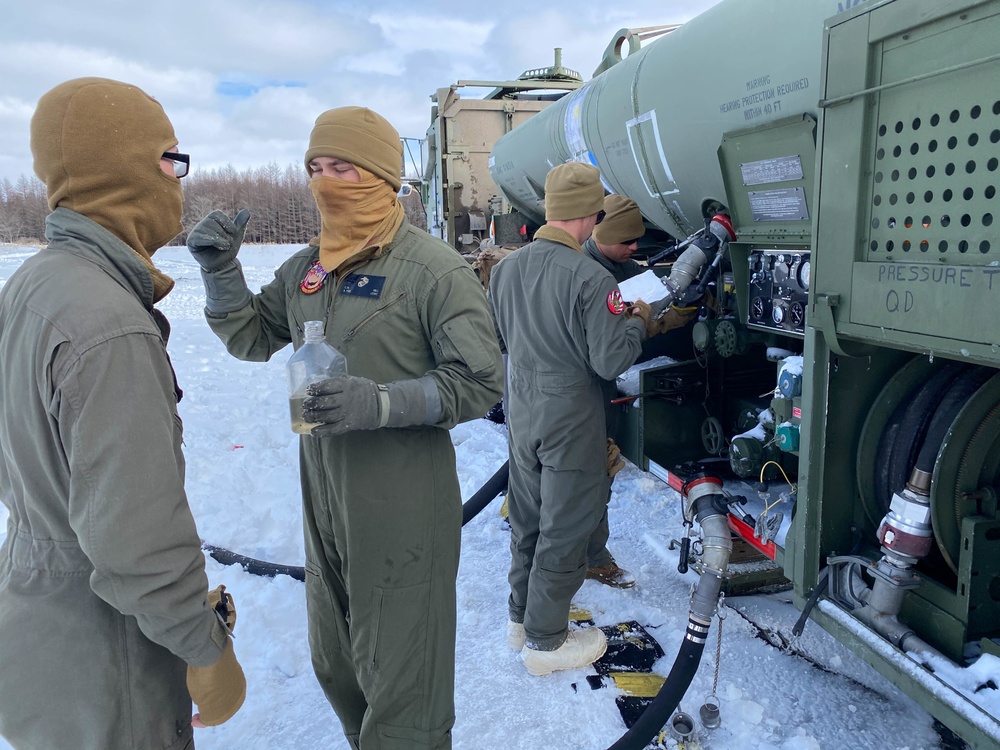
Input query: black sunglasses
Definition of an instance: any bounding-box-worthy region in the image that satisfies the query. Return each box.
[161,152,191,178]
[622,237,642,246]
[595,209,606,224]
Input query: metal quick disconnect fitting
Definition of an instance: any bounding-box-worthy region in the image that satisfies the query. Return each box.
[877,486,933,566]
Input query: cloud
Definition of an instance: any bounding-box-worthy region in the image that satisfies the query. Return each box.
[369,13,493,52]
[0,0,721,183]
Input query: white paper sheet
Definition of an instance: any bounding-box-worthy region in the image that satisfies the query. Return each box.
[617,269,667,303]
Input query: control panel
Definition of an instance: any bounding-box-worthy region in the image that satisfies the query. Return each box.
[746,249,810,336]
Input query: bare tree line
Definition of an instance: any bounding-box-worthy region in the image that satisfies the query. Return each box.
[179,163,322,246]
[1,163,326,246]
[0,176,48,245]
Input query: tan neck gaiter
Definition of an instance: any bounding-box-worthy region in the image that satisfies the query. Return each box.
[70,184,181,302]
[534,224,583,253]
[309,166,405,273]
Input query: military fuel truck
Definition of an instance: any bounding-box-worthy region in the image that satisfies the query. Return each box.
[481,0,1000,746]
[424,50,584,253]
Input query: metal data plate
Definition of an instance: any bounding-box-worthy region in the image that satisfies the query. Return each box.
[748,187,810,222]
[741,155,805,186]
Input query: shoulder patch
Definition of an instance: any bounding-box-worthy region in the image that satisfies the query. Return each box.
[299,260,328,294]
[606,289,626,315]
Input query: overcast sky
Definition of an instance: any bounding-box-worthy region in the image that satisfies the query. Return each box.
[0,0,721,184]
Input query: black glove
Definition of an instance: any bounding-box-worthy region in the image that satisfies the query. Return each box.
[187,209,251,272]
[187,209,253,314]
[303,375,441,437]
[303,376,385,437]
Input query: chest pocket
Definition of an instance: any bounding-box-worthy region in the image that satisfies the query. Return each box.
[343,291,408,341]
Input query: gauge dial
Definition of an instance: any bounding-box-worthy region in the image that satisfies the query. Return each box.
[751,297,765,320]
[790,302,805,326]
[771,304,786,325]
[797,259,811,290]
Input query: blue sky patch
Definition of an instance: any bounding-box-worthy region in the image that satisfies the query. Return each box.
[216,80,307,98]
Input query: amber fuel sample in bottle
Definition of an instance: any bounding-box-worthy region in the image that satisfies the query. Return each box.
[287,320,347,434]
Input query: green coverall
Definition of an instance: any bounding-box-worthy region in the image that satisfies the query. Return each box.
[204,219,503,749]
[489,229,645,650]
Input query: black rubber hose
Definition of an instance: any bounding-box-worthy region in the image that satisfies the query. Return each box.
[792,567,830,636]
[204,459,510,580]
[914,366,992,474]
[461,460,510,525]
[873,361,967,512]
[605,622,707,750]
[202,544,306,582]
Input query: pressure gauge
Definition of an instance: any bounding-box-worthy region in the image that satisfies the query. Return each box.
[751,297,765,320]
[790,302,805,326]
[797,259,811,290]
[772,304,786,325]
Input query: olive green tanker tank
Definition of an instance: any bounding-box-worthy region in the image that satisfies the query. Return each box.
[489,0,868,237]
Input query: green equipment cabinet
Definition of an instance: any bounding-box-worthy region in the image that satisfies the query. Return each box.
[790,1,1000,747]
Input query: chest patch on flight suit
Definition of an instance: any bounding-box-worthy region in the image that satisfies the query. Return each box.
[606,289,626,315]
[340,273,386,299]
[300,260,328,294]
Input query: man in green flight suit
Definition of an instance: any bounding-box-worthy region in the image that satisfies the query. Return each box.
[582,194,699,588]
[0,77,245,750]
[186,107,503,749]
[488,162,652,676]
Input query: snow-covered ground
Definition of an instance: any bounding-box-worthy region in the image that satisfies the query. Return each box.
[1,243,996,750]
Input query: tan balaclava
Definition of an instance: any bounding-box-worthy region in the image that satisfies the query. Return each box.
[543,162,605,221]
[305,106,405,273]
[593,194,646,246]
[30,77,183,301]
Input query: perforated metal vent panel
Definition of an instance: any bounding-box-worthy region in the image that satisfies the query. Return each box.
[821,4,1000,350]
[867,90,1000,261]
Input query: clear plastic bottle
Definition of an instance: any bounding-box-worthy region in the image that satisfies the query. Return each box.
[287,320,348,434]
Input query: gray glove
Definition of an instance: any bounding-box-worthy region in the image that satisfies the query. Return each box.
[302,375,442,437]
[187,209,252,314]
[188,209,251,270]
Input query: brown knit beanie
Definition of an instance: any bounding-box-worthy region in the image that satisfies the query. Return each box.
[593,194,646,245]
[544,162,605,221]
[30,77,183,263]
[305,107,403,191]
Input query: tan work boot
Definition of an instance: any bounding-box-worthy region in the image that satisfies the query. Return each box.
[521,627,608,676]
[507,620,526,651]
[586,561,636,588]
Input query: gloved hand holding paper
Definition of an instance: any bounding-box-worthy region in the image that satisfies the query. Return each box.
[618,270,668,306]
